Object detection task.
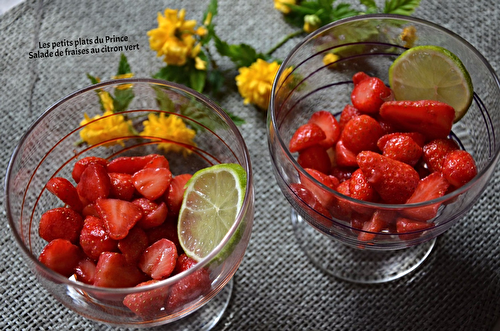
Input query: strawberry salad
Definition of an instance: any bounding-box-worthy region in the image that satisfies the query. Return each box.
[289,72,477,241]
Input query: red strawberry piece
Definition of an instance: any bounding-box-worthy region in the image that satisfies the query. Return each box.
[341,115,384,154]
[45,177,83,212]
[72,156,108,183]
[402,172,450,221]
[95,198,143,240]
[75,258,97,284]
[300,168,338,209]
[350,212,371,230]
[308,111,340,148]
[108,173,135,201]
[442,150,478,188]
[143,154,170,170]
[334,139,358,167]
[106,154,157,174]
[358,210,396,242]
[82,203,100,218]
[38,238,82,277]
[93,252,146,288]
[38,207,83,244]
[396,217,434,240]
[297,145,331,175]
[79,215,118,260]
[132,167,172,201]
[123,280,169,320]
[133,198,169,229]
[376,115,403,134]
[139,238,178,280]
[381,134,423,166]
[351,76,393,114]
[422,138,460,173]
[377,132,426,150]
[349,168,380,207]
[165,174,192,216]
[77,163,111,205]
[165,255,211,312]
[357,151,420,204]
[330,166,355,183]
[173,254,197,274]
[339,104,362,131]
[290,183,332,220]
[352,71,370,86]
[289,123,326,153]
[118,226,149,264]
[327,179,352,221]
[379,100,455,140]
[146,218,181,251]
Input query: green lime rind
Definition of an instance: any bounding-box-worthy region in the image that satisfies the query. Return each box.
[389,45,473,123]
[177,163,247,262]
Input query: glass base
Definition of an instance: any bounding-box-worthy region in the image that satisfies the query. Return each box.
[291,210,435,284]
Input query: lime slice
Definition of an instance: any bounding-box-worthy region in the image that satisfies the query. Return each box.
[178,163,247,262]
[389,45,473,122]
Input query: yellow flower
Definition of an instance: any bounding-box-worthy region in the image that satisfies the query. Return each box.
[303,14,321,33]
[400,26,417,48]
[274,0,296,14]
[98,91,114,112]
[140,112,196,154]
[112,72,135,90]
[80,110,133,146]
[323,53,340,67]
[236,59,292,110]
[195,56,207,70]
[147,8,205,67]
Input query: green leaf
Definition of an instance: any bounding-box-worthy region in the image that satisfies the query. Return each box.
[117,53,131,75]
[112,88,134,113]
[213,35,264,68]
[383,0,421,15]
[87,73,100,84]
[226,111,245,126]
[153,85,176,112]
[153,65,192,88]
[189,68,207,93]
[203,0,218,22]
[331,3,360,20]
[206,68,226,95]
[360,0,378,13]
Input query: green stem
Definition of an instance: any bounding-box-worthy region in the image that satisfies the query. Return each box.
[265,30,304,57]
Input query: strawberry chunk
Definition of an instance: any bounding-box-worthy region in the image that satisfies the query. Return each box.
[300,168,338,209]
[380,134,423,166]
[341,115,384,154]
[39,238,82,277]
[77,163,111,205]
[330,166,355,183]
[79,215,118,260]
[132,167,172,201]
[358,210,397,242]
[308,111,340,148]
[139,239,178,280]
[39,207,83,244]
[297,145,331,175]
[396,217,434,240]
[422,138,459,173]
[123,280,169,320]
[45,177,83,212]
[349,169,380,206]
[118,226,149,264]
[165,174,192,216]
[351,75,393,114]
[352,71,370,86]
[133,198,168,229]
[442,150,477,188]
[75,258,97,284]
[145,218,181,251]
[93,252,146,288]
[326,179,352,221]
[108,173,135,201]
[403,172,450,221]
[95,198,143,240]
[143,154,170,170]
[289,123,326,153]
[379,100,455,140]
[339,104,362,131]
[334,139,358,168]
[357,151,420,204]
[72,156,108,183]
[106,154,158,174]
[289,183,332,220]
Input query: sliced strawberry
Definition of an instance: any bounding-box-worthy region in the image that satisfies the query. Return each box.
[45,177,83,212]
[300,168,338,209]
[143,154,170,170]
[173,254,197,274]
[352,71,370,86]
[289,183,332,220]
[79,215,118,260]
[380,134,423,166]
[350,212,371,230]
[123,280,169,320]
[145,217,181,251]
[133,198,168,229]
[74,258,97,284]
[327,179,352,221]
[341,115,384,154]
[379,100,455,140]
[93,252,146,288]
[349,169,380,206]
[402,172,450,221]
[82,203,100,218]
[297,145,331,175]
[39,238,82,277]
[106,154,157,174]
[351,76,393,114]
[39,207,83,244]
[72,156,108,183]
[422,138,459,173]
[139,238,178,280]
[396,217,434,240]
[358,210,396,242]
[77,163,111,205]
[330,166,355,183]
[118,226,149,265]
[334,139,358,168]
[377,132,426,150]
[108,173,135,201]
[289,123,326,153]
[357,151,420,204]
[442,150,477,188]
[339,104,362,131]
[95,198,143,240]
[132,167,172,201]
[165,174,192,216]
[308,111,340,148]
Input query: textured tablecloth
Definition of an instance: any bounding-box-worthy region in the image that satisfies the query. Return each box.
[1,0,500,330]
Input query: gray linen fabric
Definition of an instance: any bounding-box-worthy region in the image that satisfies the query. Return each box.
[1,0,499,330]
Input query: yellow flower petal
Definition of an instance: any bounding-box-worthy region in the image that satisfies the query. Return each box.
[323,53,340,66]
[274,0,296,14]
[79,110,133,147]
[98,91,114,112]
[195,57,207,70]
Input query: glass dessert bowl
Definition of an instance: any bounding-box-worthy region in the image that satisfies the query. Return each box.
[5,78,254,328]
[267,14,500,283]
